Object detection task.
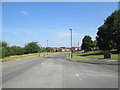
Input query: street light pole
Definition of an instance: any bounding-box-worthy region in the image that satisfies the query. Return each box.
[69,28,72,58]
[77,42,79,54]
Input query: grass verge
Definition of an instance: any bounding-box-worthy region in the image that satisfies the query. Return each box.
[66,53,92,62]
[66,50,119,62]
[79,51,119,60]
[1,52,68,62]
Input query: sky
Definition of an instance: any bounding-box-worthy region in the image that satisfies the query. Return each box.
[2,2,118,47]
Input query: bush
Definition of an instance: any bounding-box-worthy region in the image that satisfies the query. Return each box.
[0,41,10,58]
[9,46,24,55]
[0,41,41,58]
[23,42,40,54]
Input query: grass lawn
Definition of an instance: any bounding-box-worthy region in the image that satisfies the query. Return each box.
[79,51,119,60]
[0,52,68,62]
[66,50,119,62]
[66,53,92,62]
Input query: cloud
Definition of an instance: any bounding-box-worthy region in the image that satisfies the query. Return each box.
[20,10,29,16]
[56,32,81,38]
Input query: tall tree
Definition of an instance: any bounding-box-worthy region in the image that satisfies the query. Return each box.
[96,10,120,52]
[96,10,120,58]
[81,35,95,51]
[112,10,120,52]
[96,25,114,51]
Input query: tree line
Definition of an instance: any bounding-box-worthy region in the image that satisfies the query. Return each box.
[81,10,120,58]
[0,41,50,58]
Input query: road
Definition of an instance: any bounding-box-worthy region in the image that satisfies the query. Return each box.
[2,53,118,88]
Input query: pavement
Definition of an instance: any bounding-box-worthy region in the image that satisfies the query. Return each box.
[2,53,118,88]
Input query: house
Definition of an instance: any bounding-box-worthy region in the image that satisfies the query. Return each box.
[59,47,70,52]
[50,48,56,52]
[71,47,81,51]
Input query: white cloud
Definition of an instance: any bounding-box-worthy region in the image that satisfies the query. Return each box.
[56,32,81,38]
[20,10,29,16]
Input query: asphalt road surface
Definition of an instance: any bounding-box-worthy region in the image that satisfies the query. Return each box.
[2,53,118,88]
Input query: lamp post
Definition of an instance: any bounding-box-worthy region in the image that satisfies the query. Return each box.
[77,42,79,54]
[69,28,72,58]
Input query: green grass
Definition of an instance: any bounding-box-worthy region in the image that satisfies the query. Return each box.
[1,53,39,62]
[66,50,119,62]
[1,52,68,62]
[66,53,91,62]
[79,51,119,60]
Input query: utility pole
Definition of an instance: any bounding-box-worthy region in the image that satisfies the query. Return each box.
[69,28,72,58]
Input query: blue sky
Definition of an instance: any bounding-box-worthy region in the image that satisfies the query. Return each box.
[2,2,118,47]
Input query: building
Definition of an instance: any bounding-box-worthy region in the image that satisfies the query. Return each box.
[71,47,81,51]
[50,48,56,52]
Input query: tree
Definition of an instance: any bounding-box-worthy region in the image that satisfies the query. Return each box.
[0,41,8,48]
[0,41,10,58]
[96,25,114,51]
[96,25,114,58]
[111,10,120,52]
[81,35,95,51]
[46,47,51,52]
[23,42,40,54]
[9,46,24,55]
[96,10,120,58]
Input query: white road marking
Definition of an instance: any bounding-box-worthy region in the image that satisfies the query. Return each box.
[76,73,79,77]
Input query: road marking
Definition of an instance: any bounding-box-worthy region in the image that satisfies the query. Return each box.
[76,73,79,77]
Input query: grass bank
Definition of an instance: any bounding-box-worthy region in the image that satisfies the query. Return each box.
[1,52,68,62]
[66,53,92,62]
[80,51,119,60]
[66,50,119,62]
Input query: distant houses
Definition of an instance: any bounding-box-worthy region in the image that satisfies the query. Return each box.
[50,47,82,52]
[50,48,56,52]
[71,47,81,51]
[46,44,99,53]
[50,47,70,52]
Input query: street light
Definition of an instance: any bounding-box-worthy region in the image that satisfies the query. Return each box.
[69,28,72,58]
